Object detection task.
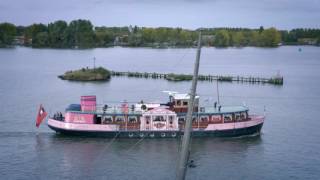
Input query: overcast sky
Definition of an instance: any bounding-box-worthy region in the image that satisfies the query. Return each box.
[0,0,319,29]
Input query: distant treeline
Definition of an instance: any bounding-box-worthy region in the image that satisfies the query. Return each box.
[1,19,320,48]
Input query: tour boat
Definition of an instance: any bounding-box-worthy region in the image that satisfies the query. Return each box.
[47,93,264,138]
[45,34,264,138]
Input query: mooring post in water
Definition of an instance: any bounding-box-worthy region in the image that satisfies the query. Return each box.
[176,32,202,180]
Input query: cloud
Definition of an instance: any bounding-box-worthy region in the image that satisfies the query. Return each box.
[0,0,319,29]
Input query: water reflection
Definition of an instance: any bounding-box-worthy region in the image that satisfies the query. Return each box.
[37,133,263,180]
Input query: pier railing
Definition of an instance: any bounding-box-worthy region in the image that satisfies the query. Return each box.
[110,71,284,85]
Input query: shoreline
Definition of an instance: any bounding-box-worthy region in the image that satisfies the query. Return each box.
[2,44,319,50]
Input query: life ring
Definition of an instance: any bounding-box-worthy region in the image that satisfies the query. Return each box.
[161,133,166,138]
[139,133,145,138]
[141,104,147,110]
[171,132,177,138]
[149,133,155,138]
[129,133,134,138]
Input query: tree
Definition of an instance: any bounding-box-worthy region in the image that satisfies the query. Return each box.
[25,23,48,46]
[141,28,155,43]
[232,31,245,46]
[0,23,17,46]
[25,23,47,39]
[95,31,114,46]
[65,19,95,48]
[249,31,260,46]
[33,32,49,47]
[214,30,230,47]
[259,28,281,47]
[48,20,68,47]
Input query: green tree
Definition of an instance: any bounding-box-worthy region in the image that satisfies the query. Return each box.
[155,28,168,43]
[214,30,230,47]
[128,34,142,46]
[65,19,95,48]
[249,31,260,46]
[141,28,155,43]
[33,32,49,47]
[0,23,17,47]
[95,31,114,46]
[232,31,245,46]
[48,20,68,47]
[259,28,281,47]
[25,23,47,39]
[25,23,48,46]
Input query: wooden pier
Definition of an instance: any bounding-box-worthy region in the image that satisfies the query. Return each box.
[110,71,284,85]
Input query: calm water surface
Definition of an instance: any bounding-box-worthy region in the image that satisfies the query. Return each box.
[0,46,319,180]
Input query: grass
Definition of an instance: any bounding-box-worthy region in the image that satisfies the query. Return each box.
[58,67,111,81]
[165,73,193,81]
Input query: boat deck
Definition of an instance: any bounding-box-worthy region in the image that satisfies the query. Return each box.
[66,105,249,115]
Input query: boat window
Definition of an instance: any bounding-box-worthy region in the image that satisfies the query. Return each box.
[235,113,241,121]
[200,116,209,122]
[145,116,151,124]
[183,101,188,106]
[115,116,125,122]
[192,116,197,122]
[240,112,246,120]
[168,116,174,124]
[102,116,113,124]
[211,115,221,122]
[153,116,166,121]
[128,116,137,123]
[177,100,181,106]
[178,117,185,123]
[223,114,233,122]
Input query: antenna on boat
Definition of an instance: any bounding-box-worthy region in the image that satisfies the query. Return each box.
[216,79,220,105]
[162,90,179,96]
[176,31,202,180]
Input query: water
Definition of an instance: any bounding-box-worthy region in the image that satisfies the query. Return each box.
[0,46,319,179]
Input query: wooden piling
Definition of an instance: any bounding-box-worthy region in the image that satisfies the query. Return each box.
[110,71,283,85]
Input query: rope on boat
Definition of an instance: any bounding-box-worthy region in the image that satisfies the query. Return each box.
[126,132,149,152]
[104,130,121,149]
[86,130,121,174]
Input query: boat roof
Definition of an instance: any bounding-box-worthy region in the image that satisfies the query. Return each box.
[203,105,248,114]
[172,93,200,100]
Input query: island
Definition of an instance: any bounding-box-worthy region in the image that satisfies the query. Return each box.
[58,67,111,81]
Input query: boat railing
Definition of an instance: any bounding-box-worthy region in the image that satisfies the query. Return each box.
[51,113,65,121]
[249,114,265,120]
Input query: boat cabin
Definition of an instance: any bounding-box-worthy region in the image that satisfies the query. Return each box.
[56,95,250,132]
[169,93,199,113]
[140,107,178,131]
